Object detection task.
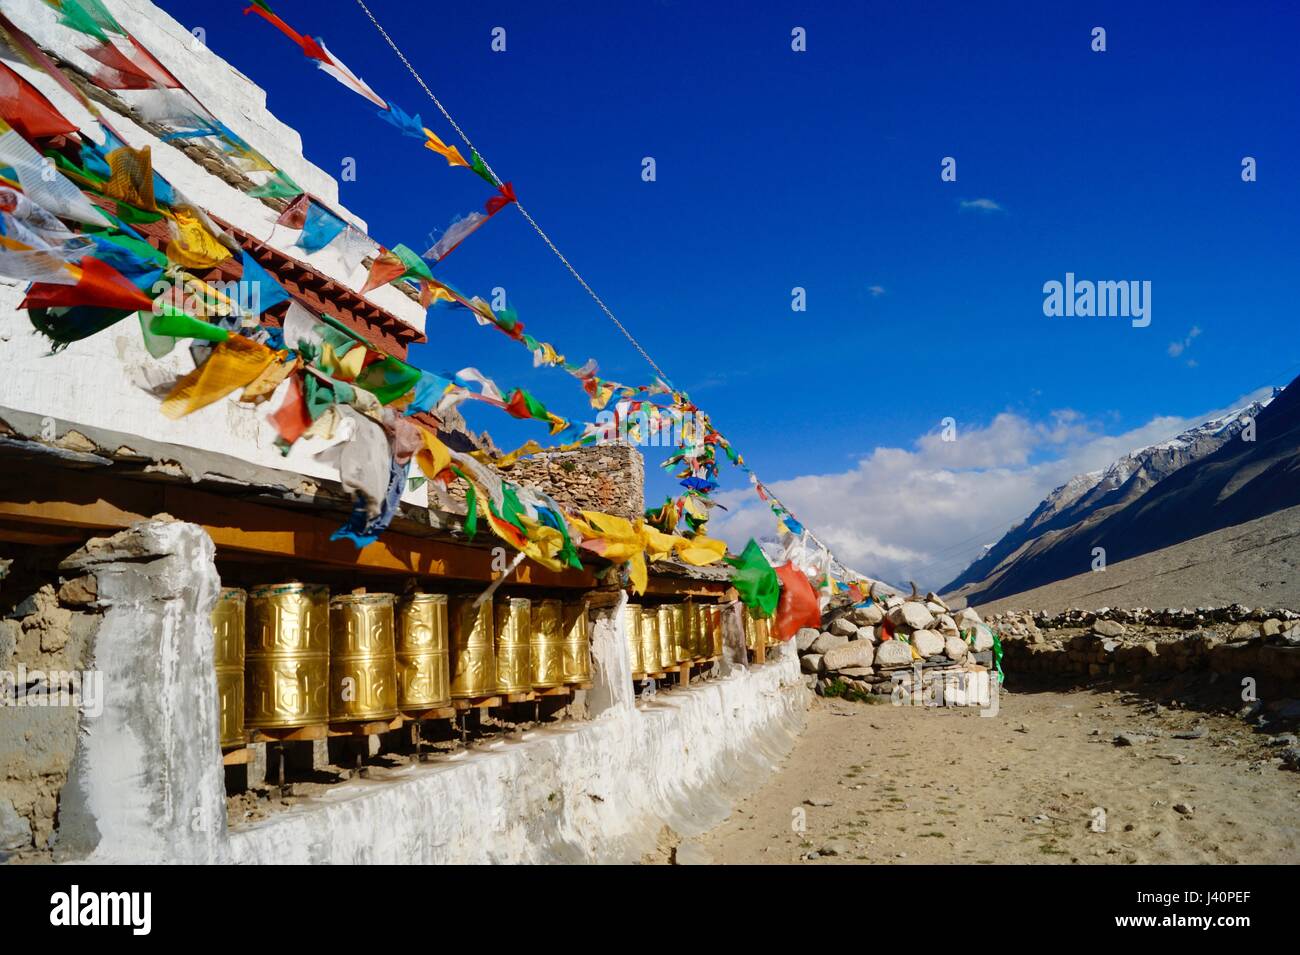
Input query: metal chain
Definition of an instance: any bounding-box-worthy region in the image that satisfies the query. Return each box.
[352,0,675,389]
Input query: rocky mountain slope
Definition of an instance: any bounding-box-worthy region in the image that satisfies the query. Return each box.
[944,377,1297,606]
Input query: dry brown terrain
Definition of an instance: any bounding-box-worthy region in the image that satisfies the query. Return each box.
[677,688,1300,865]
[949,504,1300,617]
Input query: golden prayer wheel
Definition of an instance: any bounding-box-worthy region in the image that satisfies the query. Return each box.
[211,587,246,748]
[623,602,643,675]
[530,599,566,690]
[686,602,704,658]
[396,593,451,712]
[329,593,399,722]
[640,608,661,674]
[670,603,692,662]
[560,601,592,683]
[709,604,723,657]
[495,597,532,694]
[449,597,496,699]
[245,582,330,730]
[657,605,678,670]
[693,604,713,662]
[744,609,758,651]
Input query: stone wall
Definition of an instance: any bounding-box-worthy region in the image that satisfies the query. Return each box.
[451,444,647,521]
[0,542,104,861]
[994,607,1300,691]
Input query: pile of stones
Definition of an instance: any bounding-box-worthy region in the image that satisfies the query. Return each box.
[796,590,996,699]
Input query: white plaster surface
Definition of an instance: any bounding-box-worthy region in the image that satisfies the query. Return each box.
[228,644,805,864]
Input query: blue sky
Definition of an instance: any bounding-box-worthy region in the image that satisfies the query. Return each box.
[159,0,1299,586]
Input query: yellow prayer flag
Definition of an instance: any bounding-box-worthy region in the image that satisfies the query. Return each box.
[161,336,274,419]
[422,128,470,168]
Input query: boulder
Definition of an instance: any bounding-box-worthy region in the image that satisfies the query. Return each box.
[829,616,858,637]
[955,607,982,628]
[968,624,995,652]
[800,654,825,675]
[810,632,849,656]
[936,613,959,636]
[911,629,945,657]
[854,626,877,645]
[925,601,946,617]
[823,642,874,671]
[851,604,884,626]
[944,635,968,660]
[1092,619,1126,638]
[887,601,935,632]
[875,640,913,668]
[794,627,820,653]
[1261,619,1283,637]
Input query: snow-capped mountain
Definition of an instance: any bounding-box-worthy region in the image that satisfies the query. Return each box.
[942,392,1279,601]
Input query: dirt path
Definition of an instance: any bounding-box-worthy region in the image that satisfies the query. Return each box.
[690,687,1300,864]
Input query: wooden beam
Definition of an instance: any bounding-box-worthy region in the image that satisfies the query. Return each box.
[0,468,595,588]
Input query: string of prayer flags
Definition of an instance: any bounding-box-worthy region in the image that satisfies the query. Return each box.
[243,2,387,108]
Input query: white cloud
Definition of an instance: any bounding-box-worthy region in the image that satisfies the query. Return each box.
[1168,325,1202,358]
[959,198,1002,213]
[710,386,1275,592]
[868,285,886,298]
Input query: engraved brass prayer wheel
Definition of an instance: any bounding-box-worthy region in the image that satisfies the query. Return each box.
[696,605,717,665]
[396,593,451,712]
[329,593,398,722]
[709,604,723,657]
[245,582,330,730]
[744,609,758,651]
[686,602,704,658]
[671,603,693,662]
[657,605,678,670]
[211,587,246,748]
[623,602,643,675]
[560,601,592,684]
[530,599,566,690]
[449,597,496,699]
[495,597,532,694]
[640,608,661,675]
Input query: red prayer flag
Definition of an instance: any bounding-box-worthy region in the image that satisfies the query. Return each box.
[269,372,311,444]
[0,61,79,141]
[773,562,820,641]
[359,250,406,294]
[485,182,516,215]
[21,257,155,312]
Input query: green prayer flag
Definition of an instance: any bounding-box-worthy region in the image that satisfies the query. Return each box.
[392,243,433,282]
[149,304,229,343]
[469,151,496,186]
[723,538,780,618]
[248,169,302,199]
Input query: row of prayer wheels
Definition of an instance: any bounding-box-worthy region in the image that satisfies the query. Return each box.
[622,602,723,675]
[210,584,592,748]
